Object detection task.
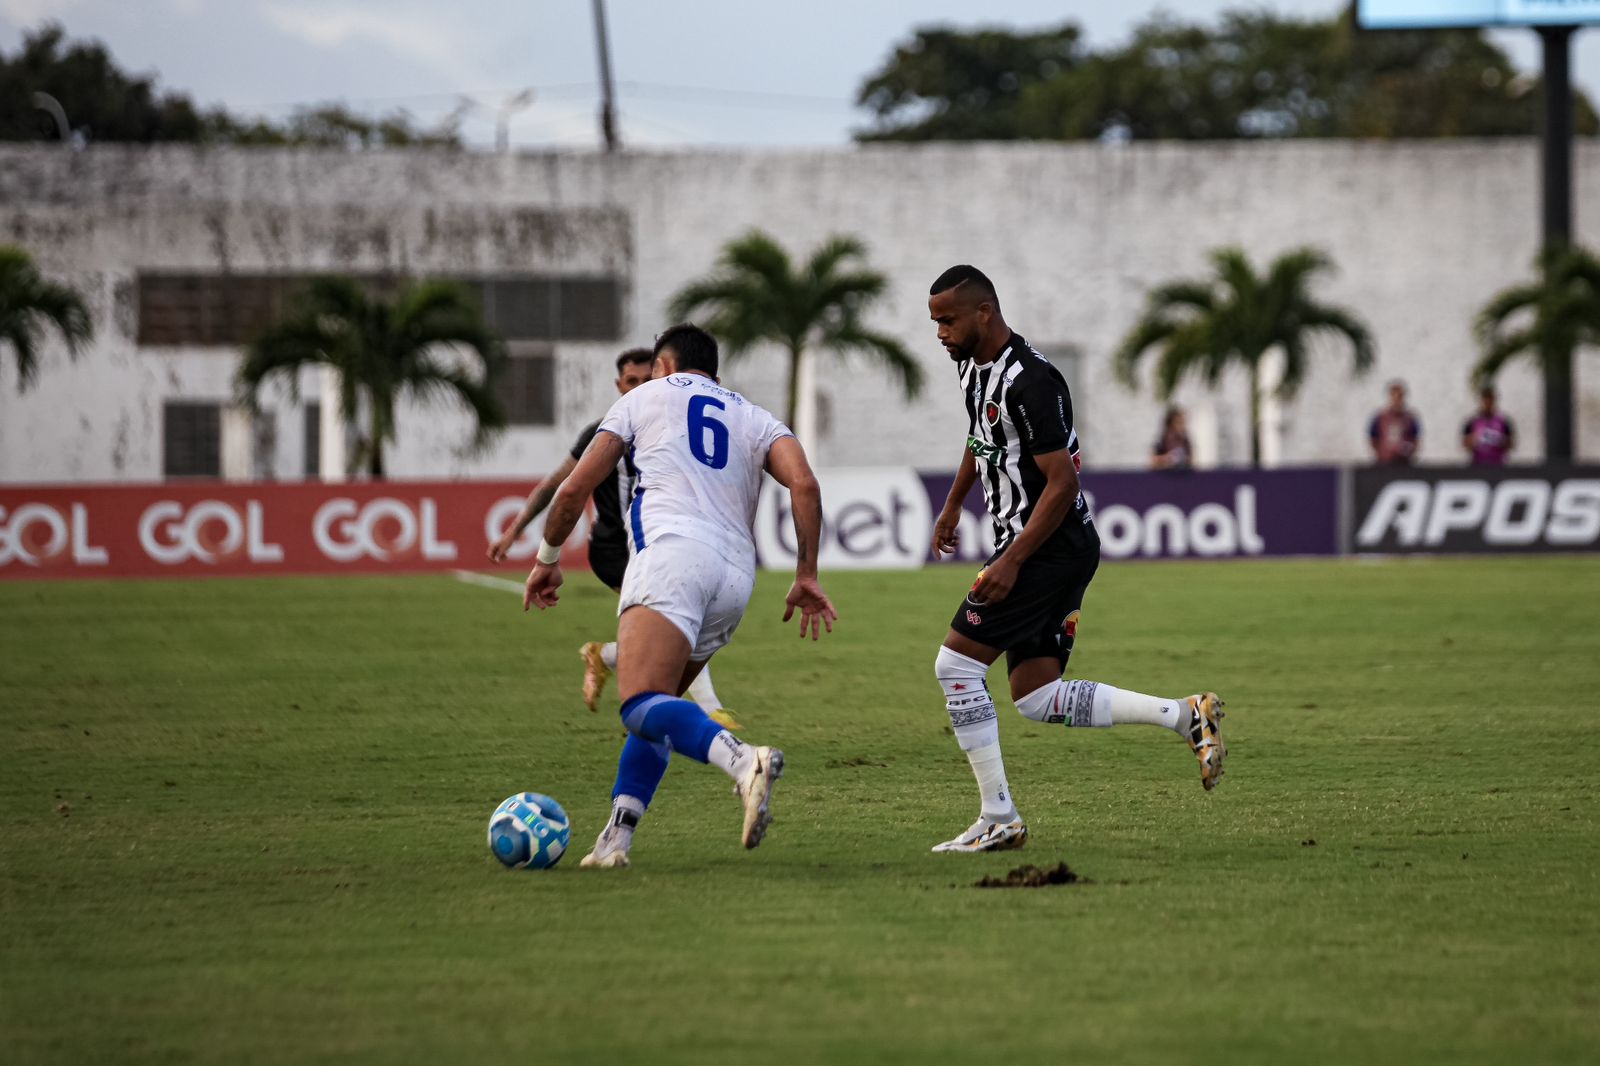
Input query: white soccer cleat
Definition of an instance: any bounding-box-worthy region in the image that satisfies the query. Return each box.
[735,746,784,850]
[578,848,630,869]
[932,816,1029,854]
[1184,692,1228,791]
[578,825,632,869]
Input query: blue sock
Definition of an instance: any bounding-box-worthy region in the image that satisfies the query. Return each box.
[619,691,724,763]
[612,735,670,806]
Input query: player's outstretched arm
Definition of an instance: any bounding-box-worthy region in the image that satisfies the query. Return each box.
[932,446,978,558]
[766,436,837,640]
[522,431,627,612]
[489,455,577,562]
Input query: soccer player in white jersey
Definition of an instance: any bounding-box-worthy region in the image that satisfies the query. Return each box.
[925,265,1227,854]
[522,324,837,864]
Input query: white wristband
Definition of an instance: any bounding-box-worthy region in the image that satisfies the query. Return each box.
[536,539,562,565]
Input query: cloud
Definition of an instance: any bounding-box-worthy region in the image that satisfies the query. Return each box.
[0,0,85,23]
[259,1,482,87]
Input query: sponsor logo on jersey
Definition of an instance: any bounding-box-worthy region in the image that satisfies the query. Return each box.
[666,375,695,389]
[966,435,1005,465]
[965,608,982,626]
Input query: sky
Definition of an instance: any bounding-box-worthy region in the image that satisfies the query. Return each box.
[2,0,1597,149]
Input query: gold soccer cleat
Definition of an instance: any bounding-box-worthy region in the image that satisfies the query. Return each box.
[1185,692,1228,791]
[578,642,611,713]
[706,707,743,732]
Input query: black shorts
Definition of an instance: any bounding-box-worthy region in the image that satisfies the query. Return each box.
[588,541,629,593]
[949,547,1100,672]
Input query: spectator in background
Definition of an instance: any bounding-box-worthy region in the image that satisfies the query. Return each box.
[1462,386,1515,466]
[1151,406,1192,470]
[1368,380,1421,465]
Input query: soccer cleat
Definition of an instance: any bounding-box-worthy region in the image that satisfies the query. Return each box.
[932,816,1029,853]
[578,824,632,869]
[578,642,611,713]
[706,707,743,732]
[735,747,784,849]
[1185,692,1228,791]
[578,847,631,869]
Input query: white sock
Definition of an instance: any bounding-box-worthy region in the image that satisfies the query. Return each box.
[597,795,645,855]
[1016,679,1186,732]
[686,666,722,710]
[705,729,753,781]
[600,642,618,670]
[936,646,1017,821]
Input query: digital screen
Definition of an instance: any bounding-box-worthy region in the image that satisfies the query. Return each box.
[1358,0,1600,26]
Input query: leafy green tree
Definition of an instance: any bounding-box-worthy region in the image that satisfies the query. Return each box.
[1474,245,1600,461]
[0,245,93,392]
[1115,247,1374,467]
[237,278,505,478]
[667,231,923,436]
[855,24,1085,141]
[857,10,1595,142]
[1,23,460,147]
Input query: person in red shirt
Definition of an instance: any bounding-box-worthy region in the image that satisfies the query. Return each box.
[1462,386,1515,466]
[1368,380,1421,465]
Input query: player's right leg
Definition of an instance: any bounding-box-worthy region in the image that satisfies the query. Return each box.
[932,630,1027,853]
[1006,613,1227,791]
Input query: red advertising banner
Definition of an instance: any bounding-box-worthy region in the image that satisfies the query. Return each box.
[0,481,589,580]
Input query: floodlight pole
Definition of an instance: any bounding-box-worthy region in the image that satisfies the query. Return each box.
[592,0,620,152]
[1539,25,1575,463]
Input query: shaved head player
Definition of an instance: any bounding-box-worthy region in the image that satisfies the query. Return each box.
[926,265,1228,853]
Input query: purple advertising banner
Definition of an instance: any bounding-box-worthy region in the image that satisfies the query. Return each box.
[754,466,1341,569]
[923,466,1342,563]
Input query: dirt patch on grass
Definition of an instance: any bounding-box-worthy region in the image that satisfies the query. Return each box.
[975,862,1085,888]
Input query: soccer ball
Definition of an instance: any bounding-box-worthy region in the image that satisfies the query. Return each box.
[487,792,570,870]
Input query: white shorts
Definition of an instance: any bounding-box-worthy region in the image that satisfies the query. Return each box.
[617,534,756,661]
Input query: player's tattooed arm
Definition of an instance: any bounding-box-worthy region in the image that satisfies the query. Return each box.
[932,446,978,558]
[489,454,578,562]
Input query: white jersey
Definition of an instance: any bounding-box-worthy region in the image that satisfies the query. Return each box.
[597,373,793,571]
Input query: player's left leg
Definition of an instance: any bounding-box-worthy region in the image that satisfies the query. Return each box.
[1007,595,1227,791]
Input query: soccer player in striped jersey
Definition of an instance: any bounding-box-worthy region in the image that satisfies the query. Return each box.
[523,325,836,865]
[926,265,1227,854]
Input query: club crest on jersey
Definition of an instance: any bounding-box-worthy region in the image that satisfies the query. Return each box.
[984,400,1002,426]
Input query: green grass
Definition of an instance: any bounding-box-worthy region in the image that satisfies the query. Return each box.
[2,558,1599,1064]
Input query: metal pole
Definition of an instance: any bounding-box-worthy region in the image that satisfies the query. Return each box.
[592,0,620,152]
[1538,25,1575,463]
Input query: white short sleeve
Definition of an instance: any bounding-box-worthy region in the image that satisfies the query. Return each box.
[596,389,637,445]
[758,409,794,456]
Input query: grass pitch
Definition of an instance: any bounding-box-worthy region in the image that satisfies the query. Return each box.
[2,558,1598,1064]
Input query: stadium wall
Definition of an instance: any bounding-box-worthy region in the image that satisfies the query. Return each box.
[4,465,1594,579]
[2,141,1599,485]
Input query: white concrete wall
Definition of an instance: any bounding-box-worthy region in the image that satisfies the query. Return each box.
[2,140,1597,483]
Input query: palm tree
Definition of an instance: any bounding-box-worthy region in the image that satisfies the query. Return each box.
[667,231,923,443]
[0,245,93,392]
[1115,246,1374,467]
[1474,244,1600,463]
[237,276,506,478]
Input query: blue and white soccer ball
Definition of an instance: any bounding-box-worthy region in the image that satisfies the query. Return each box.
[487,792,570,870]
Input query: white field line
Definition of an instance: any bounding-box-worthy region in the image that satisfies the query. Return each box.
[452,569,524,595]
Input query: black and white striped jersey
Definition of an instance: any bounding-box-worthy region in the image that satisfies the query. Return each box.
[958,332,1096,558]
